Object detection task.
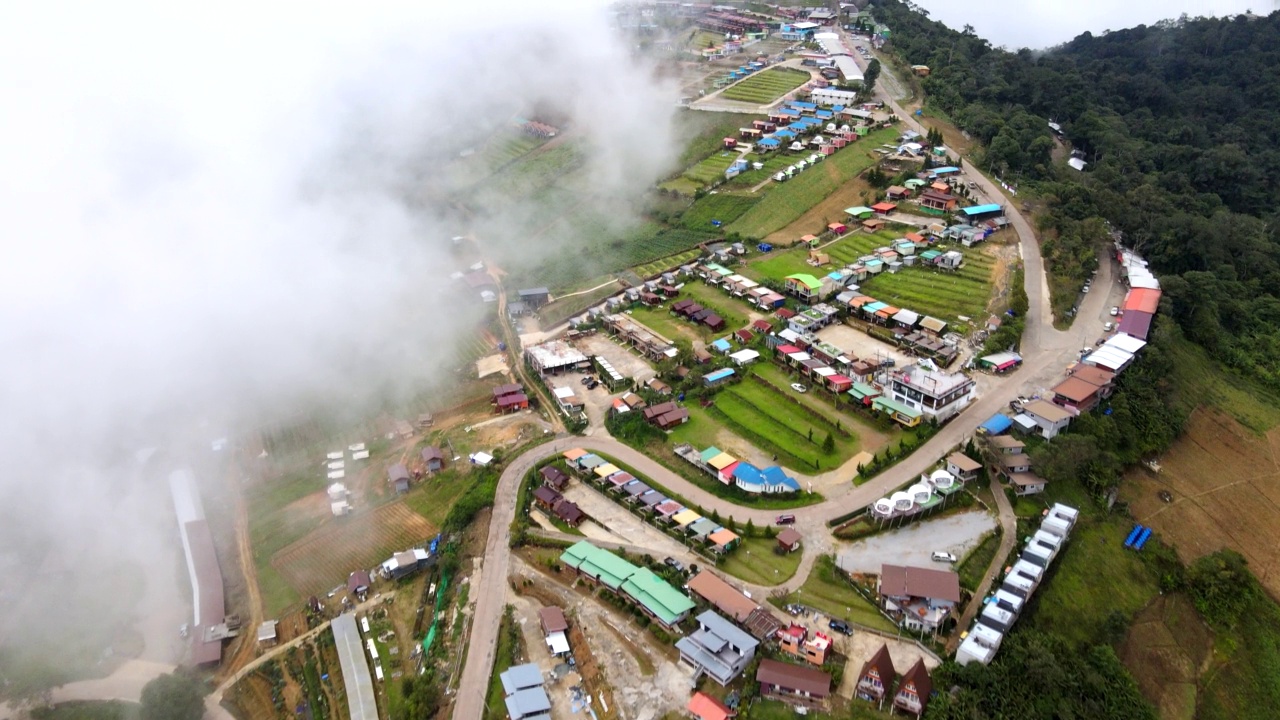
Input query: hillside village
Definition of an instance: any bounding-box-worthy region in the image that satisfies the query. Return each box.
[33,3,1280,720]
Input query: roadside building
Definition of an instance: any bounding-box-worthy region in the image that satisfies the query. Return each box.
[525,340,591,375]
[780,625,832,666]
[1021,400,1073,439]
[887,364,976,422]
[776,527,802,553]
[756,659,832,708]
[945,453,981,483]
[676,610,760,685]
[686,571,759,624]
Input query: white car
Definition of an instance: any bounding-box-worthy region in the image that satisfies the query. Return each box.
[791,383,808,393]
[1110,306,1120,316]
[1104,322,1114,331]
[931,551,957,563]
[1082,285,1091,293]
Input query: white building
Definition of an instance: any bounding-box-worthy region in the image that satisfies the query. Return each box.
[810,87,859,106]
[887,363,976,422]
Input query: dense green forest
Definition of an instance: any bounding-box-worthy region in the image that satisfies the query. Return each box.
[872,1,1280,390]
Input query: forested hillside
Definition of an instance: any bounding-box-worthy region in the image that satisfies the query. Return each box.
[873,1,1280,390]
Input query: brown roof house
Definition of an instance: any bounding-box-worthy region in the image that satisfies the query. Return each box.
[776,528,803,553]
[540,465,569,490]
[878,564,961,633]
[893,658,933,717]
[855,644,895,705]
[552,498,586,527]
[756,658,832,708]
[945,453,981,482]
[420,446,445,472]
[539,606,571,656]
[388,463,411,494]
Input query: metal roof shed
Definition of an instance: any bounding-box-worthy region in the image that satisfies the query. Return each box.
[332,614,378,720]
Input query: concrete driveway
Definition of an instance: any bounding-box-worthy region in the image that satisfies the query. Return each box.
[837,510,998,574]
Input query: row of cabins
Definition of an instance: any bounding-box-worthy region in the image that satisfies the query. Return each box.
[559,541,695,628]
[956,504,1079,666]
[603,313,678,361]
[675,443,802,495]
[563,448,742,552]
[530,465,586,527]
[855,644,934,717]
[983,431,1047,496]
[672,298,727,332]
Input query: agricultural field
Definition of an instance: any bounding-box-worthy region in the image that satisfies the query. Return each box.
[680,193,761,231]
[670,373,865,474]
[1120,594,1212,720]
[1121,407,1280,599]
[683,151,741,186]
[672,110,761,171]
[271,502,437,603]
[719,68,811,104]
[632,248,702,280]
[747,230,1001,326]
[727,127,899,239]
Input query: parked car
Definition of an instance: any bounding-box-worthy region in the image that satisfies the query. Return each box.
[1082,284,1091,293]
[1110,306,1120,316]
[790,383,808,393]
[829,619,853,635]
[785,603,805,616]
[1104,322,1114,331]
[663,557,685,572]
[586,379,599,390]
[580,376,594,385]
[931,551,957,563]
[775,514,797,525]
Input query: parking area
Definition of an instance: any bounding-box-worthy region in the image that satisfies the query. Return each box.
[816,323,915,368]
[575,333,658,385]
[562,484,702,565]
[837,510,998,574]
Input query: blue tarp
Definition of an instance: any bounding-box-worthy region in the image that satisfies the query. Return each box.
[981,414,1013,434]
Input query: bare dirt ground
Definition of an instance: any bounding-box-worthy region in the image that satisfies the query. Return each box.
[1122,408,1280,598]
[562,485,698,561]
[576,334,658,384]
[815,323,915,367]
[1120,593,1211,720]
[836,509,998,574]
[511,555,692,720]
[764,173,876,245]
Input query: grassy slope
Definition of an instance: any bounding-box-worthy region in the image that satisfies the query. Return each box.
[727,127,899,239]
[717,537,803,585]
[720,68,811,104]
[771,555,897,633]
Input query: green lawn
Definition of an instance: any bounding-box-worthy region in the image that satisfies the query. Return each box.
[720,68,811,104]
[401,469,475,528]
[684,151,741,185]
[727,127,900,239]
[248,469,330,614]
[718,537,802,585]
[485,608,523,720]
[956,530,1002,592]
[773,555,897,633]
[1026,514,1161,647]
[628,283,753,342]
[681,193,762,231]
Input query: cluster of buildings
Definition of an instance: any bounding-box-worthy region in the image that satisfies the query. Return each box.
[500,663,553,720]
[562,448,744,553]
[530,464,586,527]
[975,247,1163,497]
[956,504,1079,666]
[755,102,871,155]
[675,443,803,494]
[869,463,971,521]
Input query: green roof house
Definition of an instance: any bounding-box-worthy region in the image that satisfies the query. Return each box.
[560,540,639,589]
[621,567,696,627]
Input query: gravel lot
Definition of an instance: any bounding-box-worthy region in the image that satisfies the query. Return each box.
[837,509,998,574]
[816,323,915,367]
[576,334,658,384]
[563,484,703,566]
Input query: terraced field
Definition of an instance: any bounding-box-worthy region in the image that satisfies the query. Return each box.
[683,151,742,185]
[720,67,811,104]
[747,229,1000,326]
[726,127,898,239]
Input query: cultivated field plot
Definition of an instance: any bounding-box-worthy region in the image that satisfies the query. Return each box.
[1121,594,1211,720]
[272,502,437,598]
[727,127,898,239]
[749,230,1000,326]
[1122,408,1280,598]
[683,152,741,185]
[719,68,811,104]
[671,373,864,473]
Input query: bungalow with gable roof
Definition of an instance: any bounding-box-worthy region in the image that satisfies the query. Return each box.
[893,659,933,717]
[784,273,836,302]
[878,564,961,632]
[855,644,895,704]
